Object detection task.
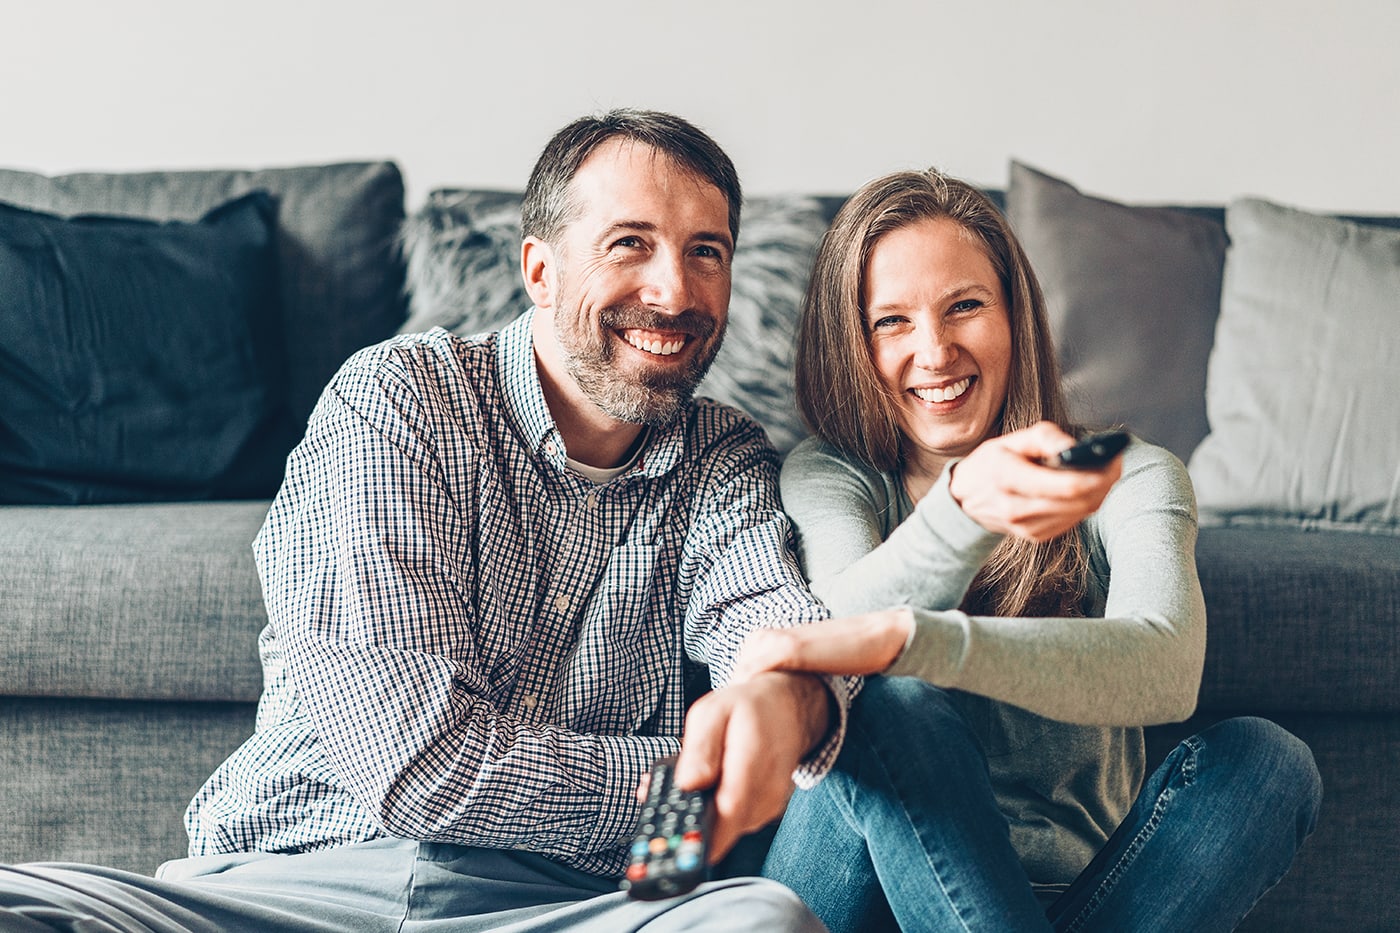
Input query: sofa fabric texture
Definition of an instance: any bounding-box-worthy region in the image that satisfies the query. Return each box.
[1,159,1397,933]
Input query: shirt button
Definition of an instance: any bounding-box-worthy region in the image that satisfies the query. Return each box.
[544,442,558,457]
[522,693,538,710]
[585,492,598,509]
[554,594,570,612]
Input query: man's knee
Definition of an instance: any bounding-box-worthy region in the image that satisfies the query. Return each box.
[685,877,825,932]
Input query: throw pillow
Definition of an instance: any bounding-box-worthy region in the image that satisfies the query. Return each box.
[0,162,409,427]
[398,190,828,453]
[1187,197,1400,533]
[0,192,299,504]
[1005,162,1228,463]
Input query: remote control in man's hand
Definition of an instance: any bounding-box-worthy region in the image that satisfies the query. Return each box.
[621,756,713,900]
[1045,430,1130,470]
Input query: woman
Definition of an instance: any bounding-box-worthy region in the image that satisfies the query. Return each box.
[739,170,1321,932]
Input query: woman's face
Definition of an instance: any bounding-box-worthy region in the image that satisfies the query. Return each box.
[863,217,1013,474]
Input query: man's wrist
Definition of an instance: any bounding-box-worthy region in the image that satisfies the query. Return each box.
[786,671,838,755]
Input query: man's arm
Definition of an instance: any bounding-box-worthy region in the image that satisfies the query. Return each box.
[674,670,835,860]
[669,409,853,857]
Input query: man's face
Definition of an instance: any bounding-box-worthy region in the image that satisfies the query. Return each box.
[535,139,733,426]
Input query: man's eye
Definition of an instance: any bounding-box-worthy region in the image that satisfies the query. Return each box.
[694,244,722,259]
[613,236,642,249]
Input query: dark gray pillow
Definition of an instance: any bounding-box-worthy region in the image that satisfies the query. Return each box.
[0,162,407,428]
[0,193,297,504]
[399,190,827,453]
[1006,162,1227,462]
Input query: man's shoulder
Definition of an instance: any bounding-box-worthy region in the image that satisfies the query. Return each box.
[685,396,781,458]
[340,327,497,381]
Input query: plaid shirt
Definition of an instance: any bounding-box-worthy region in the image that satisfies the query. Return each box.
[185,311,845,877]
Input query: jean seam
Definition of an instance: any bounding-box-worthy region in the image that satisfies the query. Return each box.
[1060,734,1203,933]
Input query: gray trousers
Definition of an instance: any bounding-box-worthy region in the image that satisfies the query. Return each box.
[0,838,825,932]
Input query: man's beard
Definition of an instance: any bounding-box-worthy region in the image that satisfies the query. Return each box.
[556,303,725,426]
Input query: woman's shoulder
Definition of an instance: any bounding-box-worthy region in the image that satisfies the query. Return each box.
[1104,434,1197,514]
[781,436,901,506]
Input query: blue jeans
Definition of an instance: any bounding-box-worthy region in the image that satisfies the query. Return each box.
[763,677,1321,933]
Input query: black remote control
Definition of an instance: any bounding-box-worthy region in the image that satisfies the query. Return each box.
[1046,430,1130,470]
[621,756,713,900]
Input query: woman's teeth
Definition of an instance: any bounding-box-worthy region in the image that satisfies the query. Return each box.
[624,333,686,356]
[911,376,971,403]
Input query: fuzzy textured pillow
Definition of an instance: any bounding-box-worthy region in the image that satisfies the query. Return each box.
[399,190,827,452]
[1006,162,1228,463]
[1188,198,1400,533]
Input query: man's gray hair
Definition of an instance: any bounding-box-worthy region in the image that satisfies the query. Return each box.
[521,109,742,246]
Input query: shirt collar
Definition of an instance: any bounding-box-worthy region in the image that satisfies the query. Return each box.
[496,307,692,481]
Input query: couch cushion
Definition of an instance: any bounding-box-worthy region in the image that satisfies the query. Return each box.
[0,193,299,504]
[1188,197,1400,533]
[0,162,408,429]
[399,189,828,453]
[1005,162,1228,463]
[0,501,269,702]
[1195,526,1400,713]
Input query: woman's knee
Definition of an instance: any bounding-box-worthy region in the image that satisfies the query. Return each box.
[1201,716,1322,830]
[851,676,972,744]
[841,677,991,794]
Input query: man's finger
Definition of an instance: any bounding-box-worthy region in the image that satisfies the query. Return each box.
[674,693,725,792]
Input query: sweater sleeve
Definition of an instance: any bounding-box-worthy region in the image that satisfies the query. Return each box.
[780,439,1001,614]
[785,439,1206,727]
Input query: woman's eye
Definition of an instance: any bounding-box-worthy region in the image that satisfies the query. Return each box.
[950,299,983,314]
[870,315,903,330]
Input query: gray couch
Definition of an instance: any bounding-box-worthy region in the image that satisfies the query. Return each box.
[2,160,1397,933]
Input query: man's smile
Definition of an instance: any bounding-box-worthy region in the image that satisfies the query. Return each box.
[620,328,690,357]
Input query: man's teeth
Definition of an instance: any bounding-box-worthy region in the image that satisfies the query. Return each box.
[911,377,972,403]
[624,333,686,356]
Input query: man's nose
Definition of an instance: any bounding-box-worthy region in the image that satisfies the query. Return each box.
[639,251,691,313]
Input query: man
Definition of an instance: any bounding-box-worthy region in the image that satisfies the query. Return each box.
[0,111,845,931]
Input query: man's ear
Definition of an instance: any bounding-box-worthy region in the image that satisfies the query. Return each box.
[522,236,557,310]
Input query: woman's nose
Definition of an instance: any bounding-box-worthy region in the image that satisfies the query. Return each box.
[913,328,957,370]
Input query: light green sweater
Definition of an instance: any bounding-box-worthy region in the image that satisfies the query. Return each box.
[779,436,1206,891]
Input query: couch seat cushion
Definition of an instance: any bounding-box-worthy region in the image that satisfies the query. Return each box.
[0,501,269,702]
[1195,526,1400,713]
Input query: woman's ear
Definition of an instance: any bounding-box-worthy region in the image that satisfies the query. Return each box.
[522,236,556,310]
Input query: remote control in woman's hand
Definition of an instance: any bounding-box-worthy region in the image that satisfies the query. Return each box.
[1045,430,1130,470]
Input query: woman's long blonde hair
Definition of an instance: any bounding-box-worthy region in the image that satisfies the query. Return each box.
[795,169,1086,618]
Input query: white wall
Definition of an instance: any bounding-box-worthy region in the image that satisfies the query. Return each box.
[4,0,1398,213]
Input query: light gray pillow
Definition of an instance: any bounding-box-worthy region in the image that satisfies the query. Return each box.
[1005,162,1227,463]
[1188,197,1400,533]
[399,190,827,453]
